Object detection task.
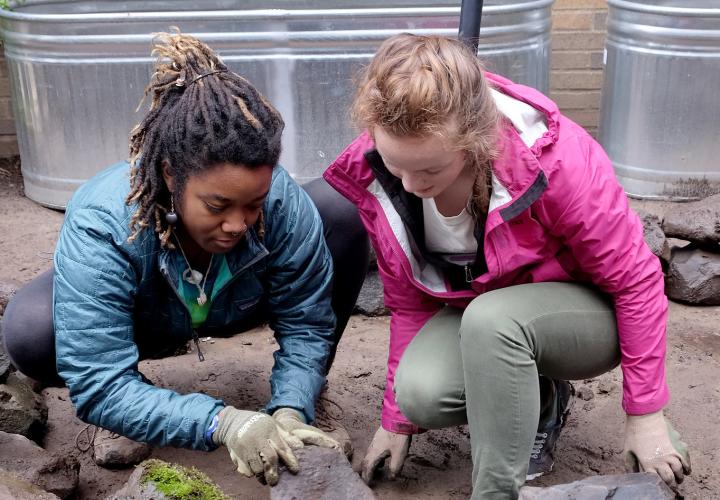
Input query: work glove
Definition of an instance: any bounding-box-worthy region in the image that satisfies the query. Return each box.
[360,426,411,484]
[623,410,691,487]
[272,407,343,452]
[212,406,301,486]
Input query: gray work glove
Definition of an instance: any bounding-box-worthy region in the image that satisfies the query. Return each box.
[213,406,301,486]
[360,426,411,484]
[273,407,343,452]
[623,410,691,487]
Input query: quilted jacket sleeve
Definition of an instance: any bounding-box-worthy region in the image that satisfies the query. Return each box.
[262,169,336,424]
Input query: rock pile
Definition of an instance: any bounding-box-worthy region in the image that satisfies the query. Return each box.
[638,194,720,305]
[0,283,79,499]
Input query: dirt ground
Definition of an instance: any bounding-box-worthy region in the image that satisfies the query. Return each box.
[1,158,719,499]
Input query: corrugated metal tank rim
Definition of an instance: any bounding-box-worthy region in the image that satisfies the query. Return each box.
[608,0,720,17]
[0,0,553,21]
[0,0,554,208]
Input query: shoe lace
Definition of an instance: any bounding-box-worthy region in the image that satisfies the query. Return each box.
[75,424,97,453]
[530,432,548,459]
[75,424,120,454]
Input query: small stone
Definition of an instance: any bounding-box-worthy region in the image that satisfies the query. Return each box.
[0,431,79,499]
[0,470,61,499]
[0,372,48,442]
[575,385,595,401]
[582,402,595,411]
[272,447,376,500]
[666,247,720,305]
[597,377,617,395]
[519,472,675,499]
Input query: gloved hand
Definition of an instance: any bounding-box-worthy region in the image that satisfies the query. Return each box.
[623,410,691,487]
[272,407,343,452]
[360,426,411,484]
[213,406,301,486]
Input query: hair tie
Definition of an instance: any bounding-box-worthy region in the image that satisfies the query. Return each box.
[187,69,227,86]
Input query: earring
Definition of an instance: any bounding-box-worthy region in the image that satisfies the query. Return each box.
[165,195,178,224]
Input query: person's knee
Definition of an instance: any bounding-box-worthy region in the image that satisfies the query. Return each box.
[395,357,455,429]
[460,295,529,353]
[2,286,55,380]
[304,178,368,246]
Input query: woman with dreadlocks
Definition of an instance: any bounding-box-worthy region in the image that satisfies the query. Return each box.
[1,32,368,485]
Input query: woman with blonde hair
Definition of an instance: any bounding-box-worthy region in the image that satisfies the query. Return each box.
[324,33,690,498]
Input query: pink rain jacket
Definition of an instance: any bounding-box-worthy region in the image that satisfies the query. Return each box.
[324,73,669,434]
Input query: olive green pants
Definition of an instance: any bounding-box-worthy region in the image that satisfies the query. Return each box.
[394,282,621,499]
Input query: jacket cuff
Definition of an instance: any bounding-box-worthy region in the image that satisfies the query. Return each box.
[381,414,421,435]
[622,390,670,416]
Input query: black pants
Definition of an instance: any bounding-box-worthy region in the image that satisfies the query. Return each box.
[1,178,369,385]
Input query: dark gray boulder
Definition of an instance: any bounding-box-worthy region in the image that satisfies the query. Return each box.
[635,209,670,267]
[0,372,48,441]
[0,471,61,500]
[666,247,720,305]
[662,193,720,246]
[520,473,676,499]
[354,270,389,317]
[0,431,79,499]
[272,447,375,500]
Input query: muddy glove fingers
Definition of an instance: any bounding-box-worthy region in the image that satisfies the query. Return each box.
[273,408,342,451]
[360,426,411,484]
[623,410,691,487]
[213,406,299,486]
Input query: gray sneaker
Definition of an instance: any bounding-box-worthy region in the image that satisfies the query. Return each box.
[526,379,573,481]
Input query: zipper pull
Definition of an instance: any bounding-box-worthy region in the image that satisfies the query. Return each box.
[465,264,474,283]
[192,330,205,362]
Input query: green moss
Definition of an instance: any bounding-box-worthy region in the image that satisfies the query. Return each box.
[140,459,229,500]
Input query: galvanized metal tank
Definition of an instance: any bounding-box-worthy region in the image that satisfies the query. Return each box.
[0,0,552,208]
[599,0,720,200]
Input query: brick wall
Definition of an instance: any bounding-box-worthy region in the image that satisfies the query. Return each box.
[0,2,609,157]
[550,0,608,138]
[0,55,17,157]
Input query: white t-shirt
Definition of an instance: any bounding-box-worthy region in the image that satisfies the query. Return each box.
[423,197,477,265]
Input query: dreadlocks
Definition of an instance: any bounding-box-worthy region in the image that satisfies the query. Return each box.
[126,30,284,248]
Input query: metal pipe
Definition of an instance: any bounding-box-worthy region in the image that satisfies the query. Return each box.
[459,0,484,53]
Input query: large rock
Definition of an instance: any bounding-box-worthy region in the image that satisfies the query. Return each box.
[107,459,228,500]
[635,209,670,266]
[354,270,389,317]
[0,282,17,384]
[662,193,720,246]
[0,431,79,499]
[272,447,375,500]
[666,247,720,305]
[0,372,48,441]
[0,471,61,500]
[0,282,17,317]
[0,339,11,384]
[519,473,676,499]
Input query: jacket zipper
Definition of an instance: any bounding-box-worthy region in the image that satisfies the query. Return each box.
[160,249,268,362]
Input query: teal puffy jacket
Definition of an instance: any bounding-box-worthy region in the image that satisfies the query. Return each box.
[53,162,335,450]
